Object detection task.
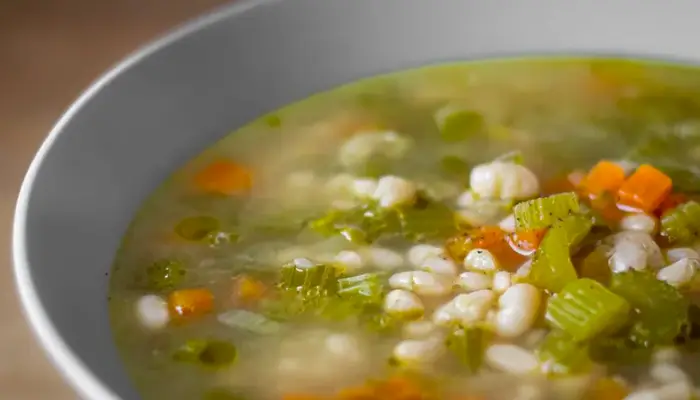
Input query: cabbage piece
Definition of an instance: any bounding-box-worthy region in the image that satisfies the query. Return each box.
[514,192,581,230]
[546,278,630,341]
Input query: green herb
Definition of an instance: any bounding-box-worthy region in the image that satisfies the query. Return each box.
[279,261,340,298]
[609,271,689,346]
[173,339,237,369]
[546,278,630,341]
[143,259,185,291]
[175,216,221,241]
[337,273,384,303]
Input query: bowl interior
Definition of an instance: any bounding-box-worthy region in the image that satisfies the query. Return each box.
[14,0,700,398]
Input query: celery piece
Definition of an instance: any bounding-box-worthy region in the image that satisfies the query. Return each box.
[173,339,237,369]
[217,310,281,335]
[528,215,592,292]
[445,327,490,373]
[536,330,592,375]
[309,204,401,244]
[589,337,652,367]
[279,261,340,297]
[514,192,580,230]
[546,278,631,341]
[609,271,689,346]
[435,107,485,142]
[660,201,700,244]
[337,273,384,303]
[175,216,220,241]
[398,200,457,242]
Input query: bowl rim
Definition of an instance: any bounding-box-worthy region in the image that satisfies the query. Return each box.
[11,1,275,398]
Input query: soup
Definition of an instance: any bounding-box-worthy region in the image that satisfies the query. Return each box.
[109,58,700,400]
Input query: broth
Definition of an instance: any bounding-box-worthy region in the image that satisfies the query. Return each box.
[109,58,700,400]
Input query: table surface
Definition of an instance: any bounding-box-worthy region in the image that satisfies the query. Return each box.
[0,1,228,397]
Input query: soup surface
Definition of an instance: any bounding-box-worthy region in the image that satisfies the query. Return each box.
[109,58,700,400]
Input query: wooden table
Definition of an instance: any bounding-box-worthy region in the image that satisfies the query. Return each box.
[0,1,228,397]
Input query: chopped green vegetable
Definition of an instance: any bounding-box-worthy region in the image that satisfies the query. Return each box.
[660,201,700,244]
[514,192,580,230]
[609,271,689,346]
[279,261,340,298]
[397,200,457,241]
[309,204,401,244]
[143,259,185,291]
[175,216,220,241]
[337,273,384,303]
[546,278,630,341]
[536,330,592,375]
[578,245,613,285]
[217,310,281,335]
[589,336,653,367]
[173,339,237,369]
[528,215,592,292]
[435,106,485,142]
[445,327,490,373]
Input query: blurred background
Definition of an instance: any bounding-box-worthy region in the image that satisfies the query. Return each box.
[0,1,228,397]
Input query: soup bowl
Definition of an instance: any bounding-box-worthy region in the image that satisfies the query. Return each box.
[12,0,700,398]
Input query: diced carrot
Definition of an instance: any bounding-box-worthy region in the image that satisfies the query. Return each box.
[445,226,526,272]
[616,164,672,213]
[374,376,423,400]
[656,192,689,217]
[507,229,547,256]
[580,161,626,199]
[168,288,214,319]
[231,275,267,306]
[584,378,629,400]
[194,160,253,195]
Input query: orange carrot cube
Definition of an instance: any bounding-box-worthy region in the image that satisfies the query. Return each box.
[580,161,626,198]
[616,164,672,213]
[194,160,252,195]
[168,288,214,319]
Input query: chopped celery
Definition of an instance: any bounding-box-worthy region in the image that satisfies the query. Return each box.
[398,200,457,241]
[660,201,700,244]
[279,261,340,297]
[536,330,592,375]
[217,310,281,335]
[309,204,401,244]
[338,273,384,303]
[175,216,220,241]
[143,259,185,291]
[609,271,689,346]
[435,107,485,142]
[546,278,630,341]
[173,339,237,369]
[528,215,592,292]
[445,327,490,373]
[514,192,580,230]
[589,337,652,367]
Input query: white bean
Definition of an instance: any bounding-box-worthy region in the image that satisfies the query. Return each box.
[464,248,499,271]
[620,213,657,234]
[666,248,700,264]
[402,320,440,339]
[366,247,405,270]
[456,190,479,208]
[606,231,664,272]
[469,162,540,200]
[653,348,682,364]
[494,283,541,338]
[650,363,688,384]
[351,178,378,199]
[407,244,444,268]
[492,271,512,294]
[383,289,424,319]
[421,256,458,276]
[433,290,496,326]
[389,271,453,296]
[372,175,417,208]
[325,333,362,362]
[625,381,692,400]
[135,295,169,330]
[392,337,444,365]
[657,258,698,287]
[485,344,538,374]
[334,250,365,272]
[339,130,411,168]
[456,271,492,292]
[499,214,516,233]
